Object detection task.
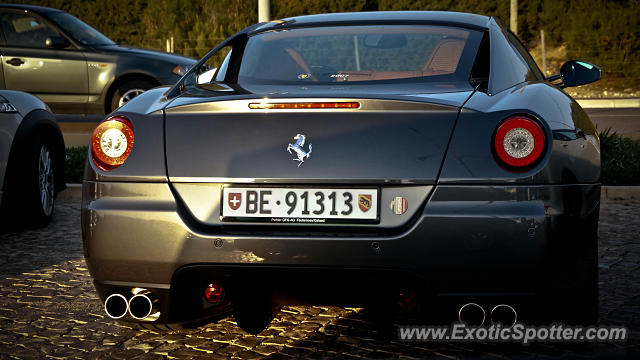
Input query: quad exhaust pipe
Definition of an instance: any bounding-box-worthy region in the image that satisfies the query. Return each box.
[104,293,129,319]
[128,290,160,321]
[458,303,486,326]
[458,303,518,326]
[490,304,517,326]
[104,288,160,321]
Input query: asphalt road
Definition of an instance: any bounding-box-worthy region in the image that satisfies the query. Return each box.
[585,108,640,139]
[57,108,640,148]
[1,198,639,359]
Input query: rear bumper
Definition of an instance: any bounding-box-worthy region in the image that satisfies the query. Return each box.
[82,181,600,322]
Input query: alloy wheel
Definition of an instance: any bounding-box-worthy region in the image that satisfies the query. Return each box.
[38,145,54,217]
[118,88,146,107]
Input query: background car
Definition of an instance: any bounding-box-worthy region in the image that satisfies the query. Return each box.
[82,11,601,333]
[0,4,196,114]
[0,90,65,229]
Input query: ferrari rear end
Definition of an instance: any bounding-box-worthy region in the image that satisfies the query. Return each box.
[81,12,601,333]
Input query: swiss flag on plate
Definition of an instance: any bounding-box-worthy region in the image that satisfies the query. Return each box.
[228,193,242,210]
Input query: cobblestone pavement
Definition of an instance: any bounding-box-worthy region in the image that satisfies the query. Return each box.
[1,200,639,359]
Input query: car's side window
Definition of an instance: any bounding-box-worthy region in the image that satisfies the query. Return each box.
[506,30,544,80]
[196,47,232,85]
[470,32,490,89]
[0,11,59,49]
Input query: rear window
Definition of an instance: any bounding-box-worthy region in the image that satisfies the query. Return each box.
[238,25,483,85]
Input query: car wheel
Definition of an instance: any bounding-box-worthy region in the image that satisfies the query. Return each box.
[233,291,280,335]
[566,272,598,324]
[542,207,599,325]
[23,133,57,228]
[110,80,154,112]
[235,304,280,335]
[541,270,598,326]
[554,240,599,325]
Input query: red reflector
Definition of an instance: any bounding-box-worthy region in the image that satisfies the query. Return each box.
[493,116,545,169]
[248,102,360,109]
[91,115,134,171]
[204,281,224,305]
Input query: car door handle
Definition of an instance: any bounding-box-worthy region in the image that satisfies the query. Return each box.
[5,58,25,66]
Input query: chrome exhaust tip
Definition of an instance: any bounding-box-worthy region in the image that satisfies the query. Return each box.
[128,290,160,321]
[490,304,517,326]
[104,293,128,319]
[458,303,486,326]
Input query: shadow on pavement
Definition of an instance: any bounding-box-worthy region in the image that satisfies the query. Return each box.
[0,201,83,277]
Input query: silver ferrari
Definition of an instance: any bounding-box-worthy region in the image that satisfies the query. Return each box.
[82,11,602,333]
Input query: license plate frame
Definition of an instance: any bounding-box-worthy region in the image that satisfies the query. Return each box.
[220,186,380,224]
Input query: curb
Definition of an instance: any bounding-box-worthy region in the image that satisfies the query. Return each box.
[576,98,640,108]
[56,184,640,203]
[601,186,640,201]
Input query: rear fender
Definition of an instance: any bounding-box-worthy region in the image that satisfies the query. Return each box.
[440,82,600,184]
[84,87,172,182]
[4,108,65,192]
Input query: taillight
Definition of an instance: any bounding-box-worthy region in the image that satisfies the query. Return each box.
[91,115,134,171]
[493,115,545,170]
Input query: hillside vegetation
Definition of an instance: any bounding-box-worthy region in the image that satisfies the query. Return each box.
[15,0,640,92]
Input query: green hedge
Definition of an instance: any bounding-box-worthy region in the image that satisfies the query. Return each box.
[599,129,640,186]
[64,134,640,185]
[65,146,87,184]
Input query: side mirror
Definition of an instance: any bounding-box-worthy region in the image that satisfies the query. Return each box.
[45,36,70,49]
[549,60,601,88]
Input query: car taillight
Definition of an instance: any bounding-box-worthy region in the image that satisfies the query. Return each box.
[493,115,545,170]
[91,115,134,171]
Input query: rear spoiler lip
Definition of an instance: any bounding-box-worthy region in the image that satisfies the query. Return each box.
[164,93,474,114]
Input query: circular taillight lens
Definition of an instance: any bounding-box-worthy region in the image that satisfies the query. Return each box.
[493,116,545,169]
[91,116,134,171]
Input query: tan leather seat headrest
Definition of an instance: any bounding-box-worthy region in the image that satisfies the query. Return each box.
[422,38,465,75]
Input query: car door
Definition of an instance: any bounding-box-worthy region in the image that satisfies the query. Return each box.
[0,9,88,113]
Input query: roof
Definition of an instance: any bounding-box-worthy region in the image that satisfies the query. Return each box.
[0,3,62,14]
[253,11,491,33]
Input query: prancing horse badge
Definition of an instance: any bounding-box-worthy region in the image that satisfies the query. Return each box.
[287,134,312,167]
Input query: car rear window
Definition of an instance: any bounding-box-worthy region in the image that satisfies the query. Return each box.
[238,25,483,85]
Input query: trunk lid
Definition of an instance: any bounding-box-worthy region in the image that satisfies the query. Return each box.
[165,96,465,182]
[164,94,469,228]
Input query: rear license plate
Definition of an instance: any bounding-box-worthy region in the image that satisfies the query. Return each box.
[221,187,379,224]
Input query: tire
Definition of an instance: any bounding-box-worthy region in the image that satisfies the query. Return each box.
[567,271,598,325]
[235,306,280,335]
[542,269,598,326]
[233,291,280,335]
[554,237,599,325]
[542,205,599,325]
[19,133,57,229]
[109,79,154,112]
